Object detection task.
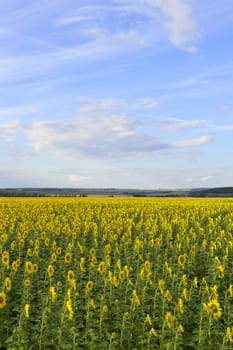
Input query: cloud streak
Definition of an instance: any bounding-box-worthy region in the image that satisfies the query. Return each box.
[0,0,199,84]
[171,135,212,148]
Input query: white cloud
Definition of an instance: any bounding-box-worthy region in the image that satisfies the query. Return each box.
[0,120,22,142]
[200,175,212,182]
[68,175,92,182]
[115,0,199,50]
[0,105,39,119]
[22,112,168,159]
[146,0,198,50]
[0,120,21,133]
[57,16,93,26]
[184,177,194,183]
[212,125,233,131]
[171,135,212,148]
[136,97,159,109]
[160,118,212,130]
[19,113,215,160]
[78,98,129,112]
[78,97,159,112]
[1,96,220,161]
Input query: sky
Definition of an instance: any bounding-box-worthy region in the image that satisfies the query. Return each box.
[0,0,233,189]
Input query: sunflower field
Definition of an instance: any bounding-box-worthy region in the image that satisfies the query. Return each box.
[0,197,233,349]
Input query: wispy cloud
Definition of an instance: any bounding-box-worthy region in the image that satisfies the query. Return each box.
[77,97,158,112]
[0,120,22,141]
[0,105,39,119]
[212,125,233,131]
[135,98,159,109]
[184,175,213,184]
[115,0,199,51]
[68,175,92,183]
[78,97,129,112]
[200,175,212,182]
[159,118,213,130]
[0,0,199,85]
[171,135,212,148]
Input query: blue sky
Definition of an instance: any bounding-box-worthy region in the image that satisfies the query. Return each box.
[0,0,233,189]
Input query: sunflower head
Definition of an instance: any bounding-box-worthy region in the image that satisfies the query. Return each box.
[0,292,6,309]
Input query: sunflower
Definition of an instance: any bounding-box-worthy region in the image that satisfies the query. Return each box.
[182,274,188,286]
[89,298,96,309]
[91,256,97,265]
[191,245,195,256]
[25,261,33,274]
[47,264,54,277]
[193,276,198,288]
[103,305,108,313]
[165,262,172,277]
[119,270,125,281]
[178,324,184,333]
[150,327,157,337]
[105,243,111,254]
[105,254,111,267]
[24,303,30,318]
[56,247,62,255]
[66,299,74,319]
[217,264,224,278]
[65,252,72,264]
[5,277,11,292]
[67,270,76,289]
[113,276,118,287]
[165,311,173,329]
[98,261,105,274]
[24,278,31,287]
[132,289,140,306]
[89,248,96,257]
[228,284,233,297]
[208,299,222,318]
[67,270,75,281]
[0,292,6,308]
[12,261,17,272]
[2,251,9,266]
[34,246,39,256]
[1,233,8,242]
[11,241,16,250]
[33,263,39,272]
[226,327,233,343]
[165,289,172,302]
[158,279,165,294]
[146,314,152,326]
[19,239,25,247]
[27,248,32,257]
[178,254,187,269]
[182,288,189,301]
[57,281,63,288]
[178,298,184,314]
[80,257,86,272]
[147,272,153,285]
[86,280,93,293]
[50,286,56,303]
[51,252,57,262]
[144,260,151,273]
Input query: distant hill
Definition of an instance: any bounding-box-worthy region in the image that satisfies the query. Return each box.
[0,187,233,197]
